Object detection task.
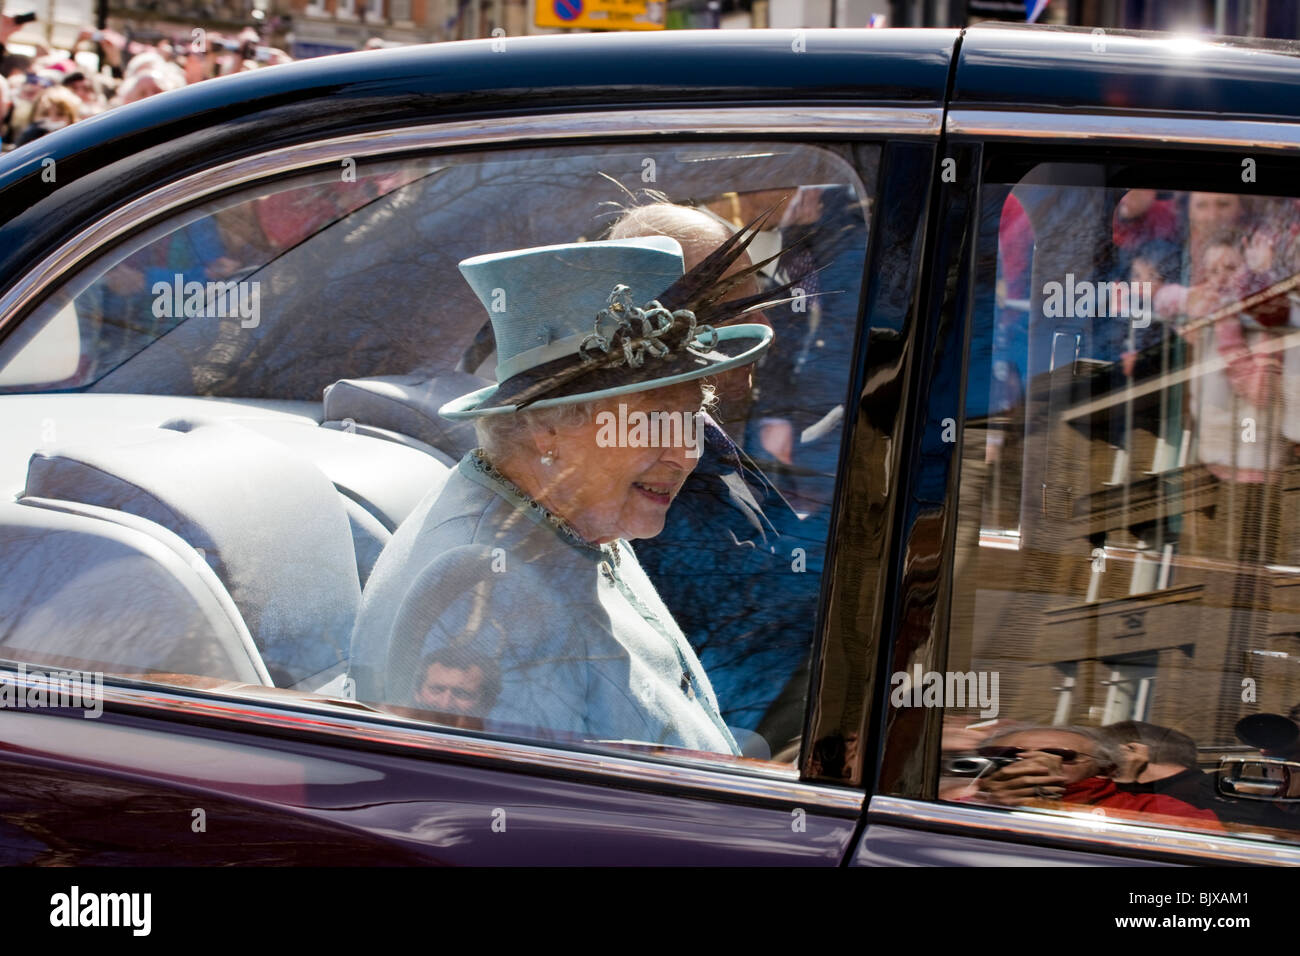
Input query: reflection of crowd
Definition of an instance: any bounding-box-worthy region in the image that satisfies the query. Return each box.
[0,13,393,150]
[995,187,1300,481]
[1143,191,1300,482]
[942,714,1300,835]
[77,167,411,386]
[956,185,1300,837]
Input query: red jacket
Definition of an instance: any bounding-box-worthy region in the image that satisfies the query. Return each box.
[1063,776,1224,830]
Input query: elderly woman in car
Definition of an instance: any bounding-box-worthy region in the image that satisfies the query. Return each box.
[350,226,786,753]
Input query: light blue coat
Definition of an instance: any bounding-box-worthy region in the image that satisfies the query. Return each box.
[350,453,738,755]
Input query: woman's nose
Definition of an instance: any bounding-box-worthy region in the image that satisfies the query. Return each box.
[659,435,700,471]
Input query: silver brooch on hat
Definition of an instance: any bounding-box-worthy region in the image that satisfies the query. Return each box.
[578,284,717,369]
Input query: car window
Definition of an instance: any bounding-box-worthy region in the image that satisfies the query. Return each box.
[0,139,875,774]
[941,163,1300,843]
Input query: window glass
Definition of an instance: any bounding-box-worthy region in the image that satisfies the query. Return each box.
[0,140,874,773]
[0,162,431,393]
[944,167,1300,842]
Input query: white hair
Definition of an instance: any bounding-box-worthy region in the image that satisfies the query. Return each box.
[115,65,184,105]
[473,400,602,463]
[607,202,736,264]
[124,51,165,78]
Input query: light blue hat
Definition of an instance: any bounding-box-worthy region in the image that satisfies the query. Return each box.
[440,235,773,419]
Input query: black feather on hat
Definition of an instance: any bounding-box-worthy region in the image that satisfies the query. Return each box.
[478,206,826,413]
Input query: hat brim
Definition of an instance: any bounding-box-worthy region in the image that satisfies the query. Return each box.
[439,323,772,420]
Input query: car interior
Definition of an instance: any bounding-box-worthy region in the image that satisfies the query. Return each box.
[0,140,872,765]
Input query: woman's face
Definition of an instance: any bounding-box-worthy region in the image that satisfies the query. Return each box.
[1189,192,1242,233]
[541,382,706,544]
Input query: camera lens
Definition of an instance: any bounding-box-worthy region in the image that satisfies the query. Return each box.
[945,756,995,776]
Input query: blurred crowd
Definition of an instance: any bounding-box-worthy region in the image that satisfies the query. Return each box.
[989,186,1300,487]
[0,13,389,151]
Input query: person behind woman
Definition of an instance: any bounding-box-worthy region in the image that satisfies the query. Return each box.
[608,201,820,751]
[350,231,784,753]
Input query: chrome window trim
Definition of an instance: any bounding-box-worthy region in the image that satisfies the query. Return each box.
[7,666,864,815]
[0,105,940,337]
[869,795,1300,865]
[947,109,1300,150]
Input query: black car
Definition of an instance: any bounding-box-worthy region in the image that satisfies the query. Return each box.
[1,22,1299,866]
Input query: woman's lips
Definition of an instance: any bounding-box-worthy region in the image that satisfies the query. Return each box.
[632,481,673,506]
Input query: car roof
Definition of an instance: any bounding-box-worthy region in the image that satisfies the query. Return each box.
[0,28,955,203]
[957,23,1300,121]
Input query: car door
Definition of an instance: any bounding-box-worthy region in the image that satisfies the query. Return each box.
[853,25,1300,866]
[0,30,948,864]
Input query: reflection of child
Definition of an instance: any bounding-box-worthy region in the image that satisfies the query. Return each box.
[1261,202,1300,449]
[1242,199,1300,314]
[1200,235,1280,412]
[1187,232,1292,480]
[1120,240,1179,378]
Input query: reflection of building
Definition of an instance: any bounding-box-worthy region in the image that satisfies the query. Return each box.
[957,347,1300,751]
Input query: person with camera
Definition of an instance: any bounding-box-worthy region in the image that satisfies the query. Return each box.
[954,724,1224,829]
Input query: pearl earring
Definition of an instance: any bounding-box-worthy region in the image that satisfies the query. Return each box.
[540,450,556,466]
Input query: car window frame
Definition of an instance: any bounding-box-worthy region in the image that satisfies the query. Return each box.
[869,109,1300,864]
[0,104,936,809]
